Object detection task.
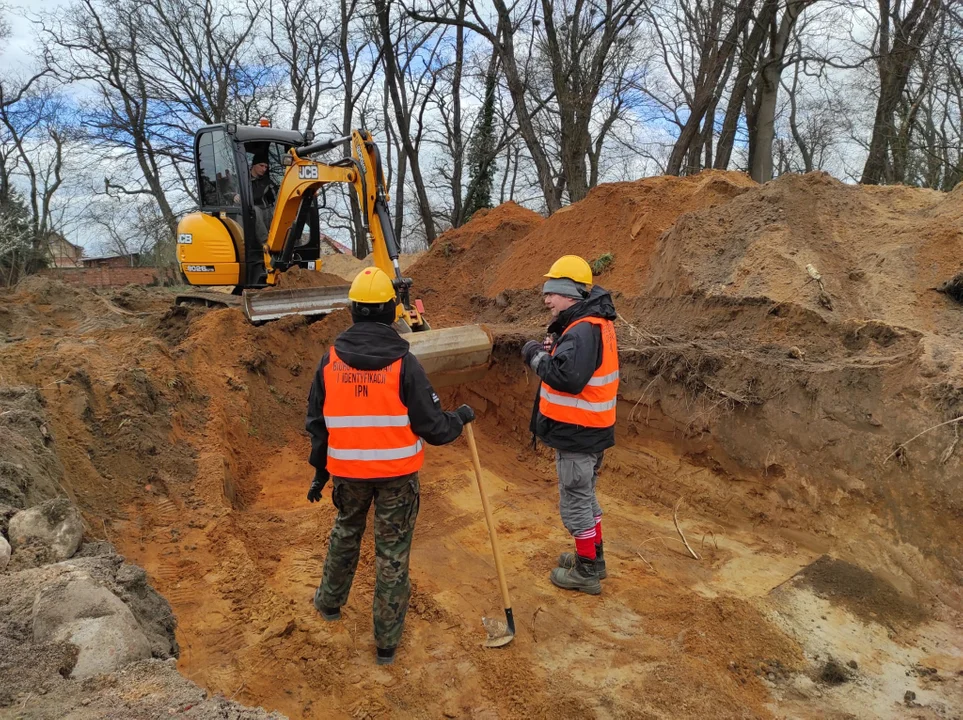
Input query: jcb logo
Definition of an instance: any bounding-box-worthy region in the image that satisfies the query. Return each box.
[298,165,319,180]
[177,233,192,244]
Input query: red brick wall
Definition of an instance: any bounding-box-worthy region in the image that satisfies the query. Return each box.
[39,267,164,288]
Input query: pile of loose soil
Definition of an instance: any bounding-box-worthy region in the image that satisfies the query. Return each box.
[317,253,365,282]
[408,202,545,324]
[271,266,350,290]
[646,172,963,335]
[486,171,756,297]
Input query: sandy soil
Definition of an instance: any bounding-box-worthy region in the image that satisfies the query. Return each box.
[2,170,963,718]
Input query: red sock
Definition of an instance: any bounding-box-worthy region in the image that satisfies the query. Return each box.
[595,516,603,544]
[574,528,597,559]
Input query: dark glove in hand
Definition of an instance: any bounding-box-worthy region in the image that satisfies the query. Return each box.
[522,340,542,365]
[455,404,475,424]
[307,470,329,503]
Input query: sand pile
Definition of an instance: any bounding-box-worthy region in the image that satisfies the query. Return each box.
[647,172,963,334]
[486,171,756,296]
[317,253,365,282]
[408,202,545,324]
[271,266,350,290]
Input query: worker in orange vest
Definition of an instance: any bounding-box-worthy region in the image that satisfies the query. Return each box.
[305,267,474,665]
[521,255,619,595]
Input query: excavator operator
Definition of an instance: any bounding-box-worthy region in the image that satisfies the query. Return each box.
[304,267,475,666]
[233,143,277,243]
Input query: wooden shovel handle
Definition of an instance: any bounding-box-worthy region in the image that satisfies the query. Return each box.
[465,423,512,611]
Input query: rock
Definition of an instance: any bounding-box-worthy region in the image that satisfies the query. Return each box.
[32,570,152,679]
[0,534,10,570]
[788,346,805,359]
[8,498,83,562]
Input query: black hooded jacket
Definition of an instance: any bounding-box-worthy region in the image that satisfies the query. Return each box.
[529,285,618,454]
[305,322,466,481]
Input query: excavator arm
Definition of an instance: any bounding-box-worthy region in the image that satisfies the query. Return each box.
[259,129,426,329]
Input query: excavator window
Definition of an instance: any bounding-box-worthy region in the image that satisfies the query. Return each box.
[197,130,240,209]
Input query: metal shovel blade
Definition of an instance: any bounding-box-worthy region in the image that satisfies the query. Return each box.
[482,612,515,648]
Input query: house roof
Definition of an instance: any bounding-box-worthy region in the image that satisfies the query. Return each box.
[44,233,84,252]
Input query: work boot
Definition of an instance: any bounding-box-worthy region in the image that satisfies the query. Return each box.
[313,587,341,621]
[558,542,607,579]
[376,647,396,665]
[550,554,601,595]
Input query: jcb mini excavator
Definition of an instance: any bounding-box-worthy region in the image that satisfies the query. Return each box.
[174,122,490,385]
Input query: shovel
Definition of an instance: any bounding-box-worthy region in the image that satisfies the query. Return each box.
[464,422,516,648]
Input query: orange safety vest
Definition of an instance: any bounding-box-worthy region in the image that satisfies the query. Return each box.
[323,347,425,479]
[538,317,619,428]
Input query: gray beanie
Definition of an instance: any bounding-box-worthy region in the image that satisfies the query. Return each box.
[542,277,588,299]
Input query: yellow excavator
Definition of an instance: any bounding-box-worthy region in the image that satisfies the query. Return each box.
[174,122,490,385]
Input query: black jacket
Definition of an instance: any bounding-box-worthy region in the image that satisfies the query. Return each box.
[251,173,276,207]
[529,285,618,454]
[305,322,465,481]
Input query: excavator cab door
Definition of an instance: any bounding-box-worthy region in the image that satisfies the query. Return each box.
[194,128,264,281]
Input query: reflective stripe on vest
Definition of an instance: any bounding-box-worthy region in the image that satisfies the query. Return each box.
[323,347,425,479]
[538,316,619,428]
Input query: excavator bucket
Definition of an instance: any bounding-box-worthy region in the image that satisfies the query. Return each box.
[241,286,352,323]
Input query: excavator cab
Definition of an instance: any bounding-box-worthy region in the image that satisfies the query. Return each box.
[178,124,324,289]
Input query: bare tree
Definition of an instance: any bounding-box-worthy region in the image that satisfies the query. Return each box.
[650,0,757,175]
[267,0,338,131]
[860,0,944,184]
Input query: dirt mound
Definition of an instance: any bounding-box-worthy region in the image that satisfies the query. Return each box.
[646,171,963,335]
[408,202,545,324]
[317,253,365,282]
[361,250,423,272]
[487,171,755,297]
[271,266,350,290]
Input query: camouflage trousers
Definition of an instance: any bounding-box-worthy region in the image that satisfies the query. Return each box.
[315,473,420,650]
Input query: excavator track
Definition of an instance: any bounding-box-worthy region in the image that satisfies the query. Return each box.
[174,290,242,310]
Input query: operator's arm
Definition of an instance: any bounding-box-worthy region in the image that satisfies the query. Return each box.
[305,351,331,480]
[401,354,466,445]
[531,323,602,394]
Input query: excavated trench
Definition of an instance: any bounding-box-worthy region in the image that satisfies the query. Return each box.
[17,295,948,720]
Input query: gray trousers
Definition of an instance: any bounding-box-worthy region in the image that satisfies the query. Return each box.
[555,450,604,537]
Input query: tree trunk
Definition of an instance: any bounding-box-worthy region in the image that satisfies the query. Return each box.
[340,0,367,257]
[449,1,466,226]
[376,0,436,244]
[861,0,941,185]
[666,0,756,175]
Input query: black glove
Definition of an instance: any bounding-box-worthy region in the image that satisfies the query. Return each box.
[455,404,475,424]
[522,340,543,365]
[307,469,329,503]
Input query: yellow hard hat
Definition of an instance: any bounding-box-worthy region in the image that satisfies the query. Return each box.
[544,255,593,285]
[348,267,396,304]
